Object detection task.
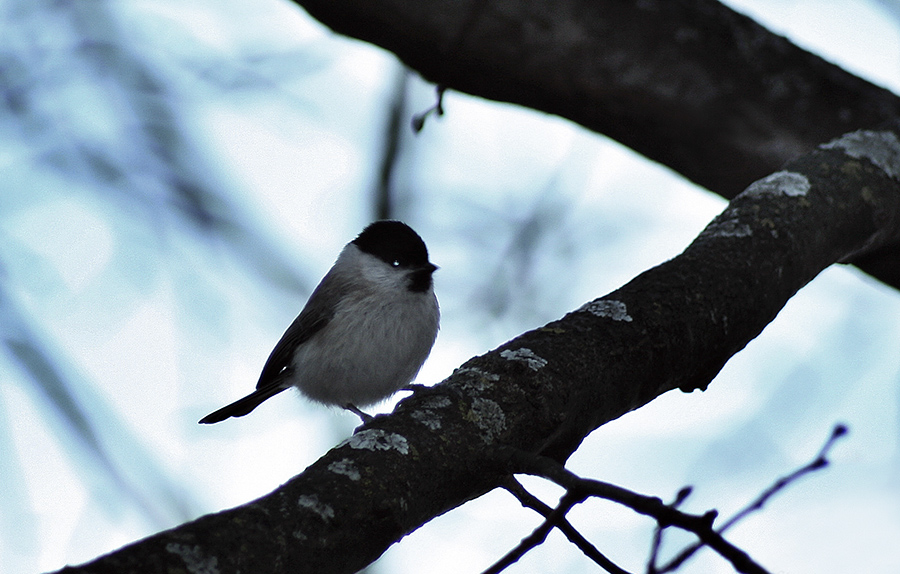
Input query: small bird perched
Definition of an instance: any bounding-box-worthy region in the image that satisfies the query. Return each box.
[199,220,439,424]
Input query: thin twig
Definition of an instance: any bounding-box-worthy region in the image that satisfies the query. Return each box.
[492,446,770,574]
[647,487,692,574]
[502,476,632,574]
[722,424,847,531]
[481,490,585,574]
[658,424,849,573]
[411,85,446,132]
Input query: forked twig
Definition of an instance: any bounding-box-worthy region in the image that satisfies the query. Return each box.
[490,447,768,574]
[656,424,848,573]
[647,487,693,574]
[411,85,446,132]
[486,424,847,574]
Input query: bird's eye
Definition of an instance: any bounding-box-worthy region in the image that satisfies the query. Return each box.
[391,260,401,267]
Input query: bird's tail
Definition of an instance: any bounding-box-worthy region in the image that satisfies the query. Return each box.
[198,384,288,424]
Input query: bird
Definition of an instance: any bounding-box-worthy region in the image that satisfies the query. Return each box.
[199,220,439,424]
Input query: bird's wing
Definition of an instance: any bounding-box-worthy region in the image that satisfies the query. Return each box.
[254,270,346,389]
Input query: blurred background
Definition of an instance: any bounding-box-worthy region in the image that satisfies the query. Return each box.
[1,0,899,572]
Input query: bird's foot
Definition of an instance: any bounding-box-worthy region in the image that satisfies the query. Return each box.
[343,403,373,424]
[401,383,427,393]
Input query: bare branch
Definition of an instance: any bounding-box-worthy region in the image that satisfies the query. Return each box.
[411,85,446,133]
[291,0,900,290]
[482,489,586,574]
[647,488,693,574]
[494,447,769,574]
[502,477,631,574]
[494,425,846,574]
[658,424,850,573]
[722,424,848,531]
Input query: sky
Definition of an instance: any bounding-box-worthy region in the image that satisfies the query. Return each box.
[1,0,900,573]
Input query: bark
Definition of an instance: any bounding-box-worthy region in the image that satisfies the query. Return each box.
[56,126,900,573]
[292,0,900,289]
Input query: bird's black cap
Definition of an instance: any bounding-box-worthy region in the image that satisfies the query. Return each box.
[352,220,432,269]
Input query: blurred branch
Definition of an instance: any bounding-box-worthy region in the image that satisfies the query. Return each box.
[474,180,570,320]
[0,0,319,533]
[411,85,445,133]
[291,0,900,290]
[3,0,309,293]
[373,66,412,221]
[0,284,195,527]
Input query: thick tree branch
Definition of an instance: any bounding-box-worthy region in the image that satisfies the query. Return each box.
[290,0,900,289]
[57,126,900,573]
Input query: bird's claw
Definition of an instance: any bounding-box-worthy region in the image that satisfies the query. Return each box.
[343,403,373,424]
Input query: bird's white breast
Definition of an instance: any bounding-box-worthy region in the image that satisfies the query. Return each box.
[286,247,439,407]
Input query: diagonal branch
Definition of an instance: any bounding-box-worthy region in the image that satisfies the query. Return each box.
[55,128,900,574]
[290,0,900,290]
